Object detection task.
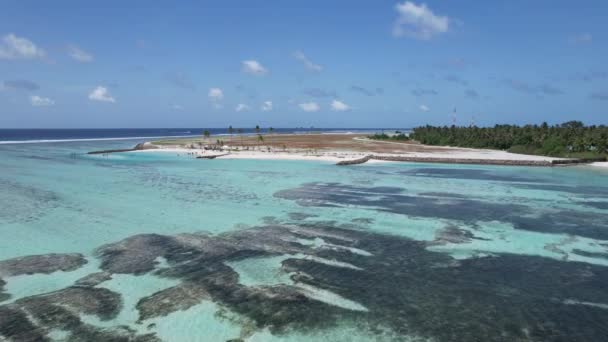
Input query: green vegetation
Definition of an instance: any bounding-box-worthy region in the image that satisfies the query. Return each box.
[228,125,234,140]
[368,131,410,142]
[410,121,608,158]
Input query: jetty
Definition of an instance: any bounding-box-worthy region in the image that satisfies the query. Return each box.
[196,153,229,159]
[87,142,158,155]
[336,155,373,166]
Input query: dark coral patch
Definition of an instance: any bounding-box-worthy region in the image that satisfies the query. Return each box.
[136,283,209,321]
[280,223,608,342]
[0,253,87,277]
[402,167,548,183]
[90,223,608,341]
[4,222,608,341]
[0,286,158,341]
[275,182,608,240]
[0,278,9,302]
[578,201,608,210]
[74,271,112,287]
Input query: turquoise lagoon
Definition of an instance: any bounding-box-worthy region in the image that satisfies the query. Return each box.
[1,139,608,341]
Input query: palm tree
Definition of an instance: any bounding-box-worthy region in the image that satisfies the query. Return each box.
[237,128,244,147]
[255,125,262,150]
[257,134,264,149]
[228,125,234,143]
[203,130,210,143]
[268,127,274,147]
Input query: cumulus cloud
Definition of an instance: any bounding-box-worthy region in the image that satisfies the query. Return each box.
[419,104,430,112]
[0,33,46,60]
[88,86,115,103]
[303,88,336,98]
[30,95,54,106]
[207,88,224,109]
[208,87,224,101]
[261,101,273,111]
[393,2,449,40]
[299,102,320,112]
[293,50,322,72]
[67,45,94,62]
[2,79,40,91]
[235,103,250,112]
[331,100,350,111]
[242,60,268,76]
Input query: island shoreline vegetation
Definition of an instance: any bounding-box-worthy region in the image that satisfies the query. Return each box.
[370,121,608,160]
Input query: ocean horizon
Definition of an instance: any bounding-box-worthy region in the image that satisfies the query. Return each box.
[0,128,404,145]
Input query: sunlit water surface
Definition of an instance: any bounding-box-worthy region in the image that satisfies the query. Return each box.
[1,139,608,341]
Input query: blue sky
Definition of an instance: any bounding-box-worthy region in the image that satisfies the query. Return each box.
[0,0,606,128]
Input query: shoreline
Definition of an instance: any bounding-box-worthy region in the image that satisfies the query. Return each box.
[134,148,606,167]
[89,133,606,168]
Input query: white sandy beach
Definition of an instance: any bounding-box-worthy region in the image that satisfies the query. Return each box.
[133,145,563,164]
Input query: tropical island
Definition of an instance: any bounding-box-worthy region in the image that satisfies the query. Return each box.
[89,122,608,167]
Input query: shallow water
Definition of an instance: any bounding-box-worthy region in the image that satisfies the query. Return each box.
[1,139,608,341]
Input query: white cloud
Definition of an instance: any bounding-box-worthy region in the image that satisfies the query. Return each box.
[331,99,350,111]
[299,102,320,112]
[235,103,250,112]
[242,60,268,76]
[419,104,430,112]
[293,50,322,72]
[68,45,94,62]
[88,86,115,103]
[0,33,46,60]
[261,101,273,111]
[30,95,54,106]
[393,2,449,40]
[208,87,224,101]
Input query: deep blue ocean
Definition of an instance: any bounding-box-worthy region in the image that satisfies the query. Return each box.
[0,128,398,144]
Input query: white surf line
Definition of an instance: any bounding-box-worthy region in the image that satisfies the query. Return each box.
[293,236,373,257]
[293,283,369,312]
[0,134,202,145]
[284,225,357,243]
[563,299,608,310]
[319,243,373,257]
[589,162,608,168]
[298,254,363,271]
